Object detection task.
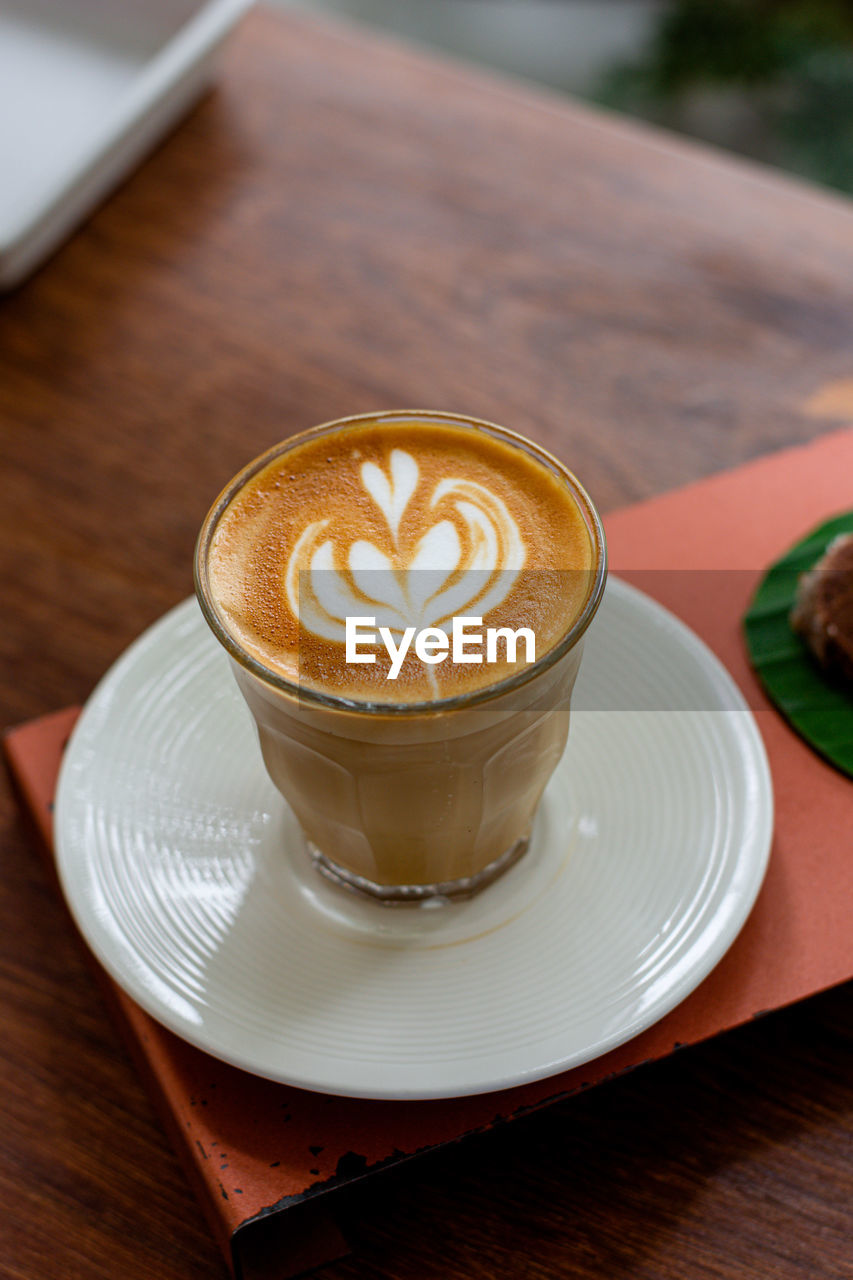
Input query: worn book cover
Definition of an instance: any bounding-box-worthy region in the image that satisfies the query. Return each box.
[6,427,853,1279]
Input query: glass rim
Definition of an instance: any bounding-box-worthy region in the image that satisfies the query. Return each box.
[194,409,608,716]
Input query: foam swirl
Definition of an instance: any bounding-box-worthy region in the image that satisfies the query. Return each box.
[284,449,526,641]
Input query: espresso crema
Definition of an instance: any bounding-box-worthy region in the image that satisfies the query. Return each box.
[206,415,595,702]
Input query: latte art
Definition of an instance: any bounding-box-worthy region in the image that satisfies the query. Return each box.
[285,449,526,642]
[198,413,607,899]
[205,415,595,701]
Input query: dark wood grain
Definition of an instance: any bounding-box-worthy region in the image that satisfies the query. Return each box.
[1,7,851,1278]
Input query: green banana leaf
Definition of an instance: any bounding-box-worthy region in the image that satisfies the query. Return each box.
[744,511,853,779]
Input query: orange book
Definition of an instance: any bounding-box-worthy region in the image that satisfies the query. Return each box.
[6,427,853,1279]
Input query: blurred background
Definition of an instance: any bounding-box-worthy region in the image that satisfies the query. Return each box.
[273,0,853,195]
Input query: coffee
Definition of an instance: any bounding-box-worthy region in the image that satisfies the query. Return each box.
[206,417,594,702]
[196,412,606,900]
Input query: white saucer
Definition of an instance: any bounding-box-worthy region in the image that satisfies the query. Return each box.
[54,579,773,1100]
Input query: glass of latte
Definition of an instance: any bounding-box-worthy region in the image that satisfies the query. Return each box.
[195,411,606,902]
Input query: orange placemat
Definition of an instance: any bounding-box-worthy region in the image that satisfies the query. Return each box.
[6,427,853,1280]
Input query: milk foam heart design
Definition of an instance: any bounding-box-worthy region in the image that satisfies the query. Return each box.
[284,449,526,642]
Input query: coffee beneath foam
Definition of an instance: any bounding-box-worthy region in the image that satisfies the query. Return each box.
[207,416,594,702]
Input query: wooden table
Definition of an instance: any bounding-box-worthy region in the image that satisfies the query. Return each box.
[1,8,851,1278]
